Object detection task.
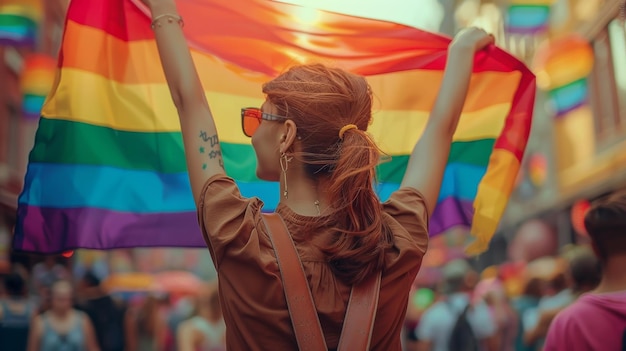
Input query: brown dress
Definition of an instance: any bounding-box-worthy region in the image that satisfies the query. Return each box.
[197,174,429,350]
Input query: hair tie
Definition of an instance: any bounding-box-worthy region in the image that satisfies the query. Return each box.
[338,124,358,139]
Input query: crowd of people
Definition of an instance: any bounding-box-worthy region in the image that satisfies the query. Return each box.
[0,261,226,351]
[2,225,624,351]
[402,190,626,351]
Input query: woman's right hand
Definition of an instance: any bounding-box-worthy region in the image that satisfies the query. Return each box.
[450,27,494,53]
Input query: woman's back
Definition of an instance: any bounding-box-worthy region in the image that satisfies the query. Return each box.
[198,177,429,350]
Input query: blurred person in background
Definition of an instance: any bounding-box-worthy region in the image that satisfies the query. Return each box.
[521,258,570,349]
[32,257,71,315]
[416,259,497,351]
[404,284,438,351]
[524,247,601,348]
[126,294,169,351]
[177,284,226,351]
[475,277,518,351]
[27,280,99,351]
[76,271,127,351]
[544,191,626,351]
[0,272,37,351]
[512,276,543,351]
[32,256,70,296]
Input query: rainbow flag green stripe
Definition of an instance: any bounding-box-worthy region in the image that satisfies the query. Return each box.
[30,118,494,182]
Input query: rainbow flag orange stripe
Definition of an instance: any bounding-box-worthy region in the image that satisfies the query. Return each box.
[14,0,535,254]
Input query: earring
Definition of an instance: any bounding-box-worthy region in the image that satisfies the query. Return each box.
[280,152,292,198]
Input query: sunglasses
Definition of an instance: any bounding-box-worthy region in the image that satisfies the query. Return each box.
[241,107,288,137]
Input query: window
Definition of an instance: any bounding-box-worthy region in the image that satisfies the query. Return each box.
[589,17,626,147]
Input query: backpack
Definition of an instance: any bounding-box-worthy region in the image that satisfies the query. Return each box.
[447,301,480,351]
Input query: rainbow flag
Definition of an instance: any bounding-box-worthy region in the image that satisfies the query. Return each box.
[534,35,594,116]
[0,0,41,46]
[20,54,57,120]
[14,0,535,254]
[506,0,554,34]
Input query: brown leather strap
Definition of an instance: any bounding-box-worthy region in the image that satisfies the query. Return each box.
[337,271,382,350]
[262,213,382,351]
[262,213,327,351]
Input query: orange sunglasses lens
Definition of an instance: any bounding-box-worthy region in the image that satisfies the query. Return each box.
[242,108,262,137]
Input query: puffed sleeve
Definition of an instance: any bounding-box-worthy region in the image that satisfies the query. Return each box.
[196,174,264,268]
[382,187,429,251]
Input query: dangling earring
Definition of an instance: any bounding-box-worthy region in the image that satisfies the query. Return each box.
[280,152,292,198]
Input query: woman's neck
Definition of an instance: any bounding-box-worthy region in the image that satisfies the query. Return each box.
[280,165,329,216]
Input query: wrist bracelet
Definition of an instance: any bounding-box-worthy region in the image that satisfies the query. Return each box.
[151,13,184,30]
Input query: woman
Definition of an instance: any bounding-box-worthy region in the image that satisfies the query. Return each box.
[177,285,226,351]
[27,280,99,351]
[143,0,493,349]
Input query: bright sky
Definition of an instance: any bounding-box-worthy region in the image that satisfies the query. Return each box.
[276,0,445,31]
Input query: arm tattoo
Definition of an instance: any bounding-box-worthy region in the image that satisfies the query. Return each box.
[199,131,210,141]
[209,150,222,159]
[199,131,224,169]
[209,149,224,169]
[199,131,219,147]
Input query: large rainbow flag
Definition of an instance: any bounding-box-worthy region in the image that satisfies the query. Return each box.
[14,0,535,254]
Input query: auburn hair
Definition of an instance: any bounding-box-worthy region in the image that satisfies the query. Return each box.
[584,189,626,258]
[262,64,393,285]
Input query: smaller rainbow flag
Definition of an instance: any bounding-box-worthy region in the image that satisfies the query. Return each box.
[534,34,594,116]
[506,0,554,34]
[20,54,56,120]
[548,78,588,116]
[0,0,41,46]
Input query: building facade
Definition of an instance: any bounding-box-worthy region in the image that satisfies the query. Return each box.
[500,0,625,252]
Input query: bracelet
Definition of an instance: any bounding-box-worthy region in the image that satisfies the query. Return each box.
[151,13,184,30]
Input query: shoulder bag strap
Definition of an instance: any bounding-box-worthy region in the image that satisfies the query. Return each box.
[262,213,328,351]
[262,213,382,351]
[336,270,382,351]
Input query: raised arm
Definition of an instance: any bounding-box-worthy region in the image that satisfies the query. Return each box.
[143,0,225,204]
[400,28,493,215]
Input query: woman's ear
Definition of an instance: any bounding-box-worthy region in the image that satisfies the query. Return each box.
[279,119,298,154]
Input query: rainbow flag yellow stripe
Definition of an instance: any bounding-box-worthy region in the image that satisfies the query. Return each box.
[14,0,535,254]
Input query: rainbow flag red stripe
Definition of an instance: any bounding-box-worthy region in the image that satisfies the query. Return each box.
[14,0,535,254]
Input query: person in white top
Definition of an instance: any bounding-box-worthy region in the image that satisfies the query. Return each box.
[417,259,497,351]
[177,284,226,351]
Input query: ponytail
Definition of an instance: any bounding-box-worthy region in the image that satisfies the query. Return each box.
[323,130,393,285]
[262,63,393,285]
